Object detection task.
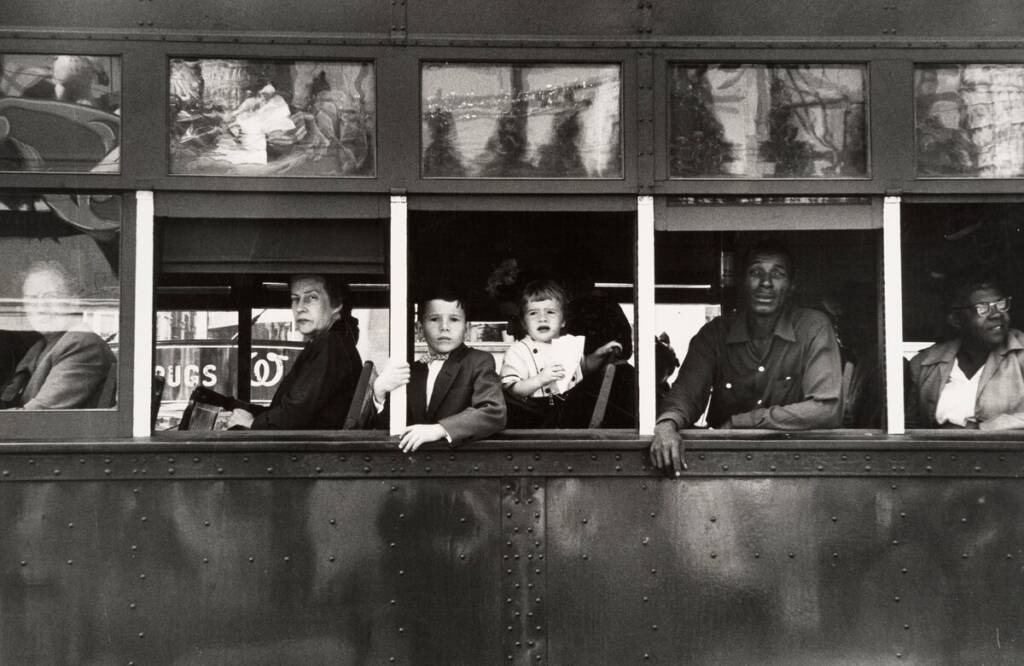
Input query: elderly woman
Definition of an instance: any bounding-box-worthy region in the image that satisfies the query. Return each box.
[1,261,116,409]
[907,272,1024,430]
[228,274,363,429]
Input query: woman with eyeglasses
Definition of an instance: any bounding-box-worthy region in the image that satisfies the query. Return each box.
[906,270,1022,429]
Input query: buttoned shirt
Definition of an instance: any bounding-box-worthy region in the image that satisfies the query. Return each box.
[934,359,981,427]
[907,329,1024,431]
[499,335,584,398]
[656,307,843,430]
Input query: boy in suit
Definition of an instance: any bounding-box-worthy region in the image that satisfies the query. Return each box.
[374,287,506,452]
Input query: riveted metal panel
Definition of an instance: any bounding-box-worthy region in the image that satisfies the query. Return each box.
[0,477,502,665]
[502,477,547,665]
[545,476,1024,664]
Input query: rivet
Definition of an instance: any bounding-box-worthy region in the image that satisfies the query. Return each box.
[266,467,274,473]
[651,624,658,630]
[67,522,74,528]
[19,561,26,566]
[650,512,656,518]
[329,555,336,562]
[581,518,588,524]
[591,455,598,461]
[284,556,290,562]
[864,465,872,471]
[203,557,208,563]
[217,467,225,474]
[698,454,705,460]
[168,468,175,474]
[710,552,717,559]
[53,469,61,476]
[770,465,777,472]
[138,632,145,638]
[904,624,910,630]
[974,466,982,472]
[141,516,148,522]
[925,466,933,472]
[817,465,825,471]
[962,553,969,559]
[129,602,136,609]
[527,466,534,472]
[1,470,8,477]
[745,454,753,461]
[203,521,210,527]
[901,567,908,573]
[104,469,111,475]
[831,516,838,522]
[650,568,657,574]
[788,552,795,558]
[139,574,146,579]
[473,465,480,471]
[893,595,900,602]
[66,559,73,565]
[832,552,839,558]
[364,466,372,473]
[243,457,249,463]
[892,540,899,546]
[754,552,760,558]
[248,556,255,563]
[582,554,588,560]
[315,467,322,473]
[566,465,573,472]
[506,455,514,461]
[721,465,729,471]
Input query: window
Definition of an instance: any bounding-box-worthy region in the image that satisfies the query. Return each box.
[0,53,121,173]
[421,63,623,178]
[654,198,882,430]
[667,64,868,178]
[916,64,1024,177]
[0,193,121,411]
[154,214,389,431]
[901,202,1024,430]
[169,58,376,177]
[408,208,636,429]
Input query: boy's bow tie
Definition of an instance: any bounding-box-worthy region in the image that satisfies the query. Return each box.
[419,352,450,364]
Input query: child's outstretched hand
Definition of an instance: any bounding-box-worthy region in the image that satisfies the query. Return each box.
[399,423,447,452]
[594,341,624,358]
[374,359,411,402]
[538,363,566,387]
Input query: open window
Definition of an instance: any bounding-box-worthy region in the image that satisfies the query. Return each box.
[407,205,637,431]
[153,197,389,432]
[901,202,1024,431]
[653,197,883,432]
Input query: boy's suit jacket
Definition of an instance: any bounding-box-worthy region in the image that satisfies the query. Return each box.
[406,344,506,444]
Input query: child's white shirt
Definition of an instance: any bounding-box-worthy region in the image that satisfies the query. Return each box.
[500,334,585,398]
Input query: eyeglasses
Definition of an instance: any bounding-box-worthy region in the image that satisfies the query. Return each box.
[954,297,1011,317]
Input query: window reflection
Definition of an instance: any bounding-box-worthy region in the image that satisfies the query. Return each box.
[916,64,1024,177]
[668,64,867,178]
[169,58,375,177]
[0,194,120,410]
[421,63,622,178]
[0,54,121,173]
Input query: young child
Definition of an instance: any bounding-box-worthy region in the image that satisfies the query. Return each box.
[373,287,506,452]
[500,279,622,427]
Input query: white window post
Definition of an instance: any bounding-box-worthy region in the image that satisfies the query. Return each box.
[883,195,905,434]
[389,194,409,435]
[637,196,656,436]
[132,191,155,437]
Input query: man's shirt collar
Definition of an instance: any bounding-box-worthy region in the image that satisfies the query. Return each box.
[725,307,797,344]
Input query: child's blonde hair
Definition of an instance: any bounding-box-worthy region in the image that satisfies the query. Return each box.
[519,279,569,318]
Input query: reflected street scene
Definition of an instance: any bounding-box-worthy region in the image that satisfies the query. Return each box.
[669,64,867,178]
[169,58,375,177]
[0,53,121,173]
[421,63,622,178]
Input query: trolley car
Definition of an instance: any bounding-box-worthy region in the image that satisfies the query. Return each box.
[1,0,1023,663]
